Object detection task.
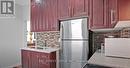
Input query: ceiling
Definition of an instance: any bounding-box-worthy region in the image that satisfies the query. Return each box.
[15,0,29,6]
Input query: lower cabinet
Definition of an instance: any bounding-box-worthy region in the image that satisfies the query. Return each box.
[21,50,56,68]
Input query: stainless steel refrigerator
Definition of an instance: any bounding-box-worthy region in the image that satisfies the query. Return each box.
[59,18,89,68]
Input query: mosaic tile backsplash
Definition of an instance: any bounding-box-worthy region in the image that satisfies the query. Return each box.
[93,31,120,52]
[36,31,60,48]
[93,27,130,52]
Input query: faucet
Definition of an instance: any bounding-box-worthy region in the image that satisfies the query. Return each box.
[44,40,47,47]
[44,40,49,49]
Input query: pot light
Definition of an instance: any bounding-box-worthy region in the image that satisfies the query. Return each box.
[35,0,41,4]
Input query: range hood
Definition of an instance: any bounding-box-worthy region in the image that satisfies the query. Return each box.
[91,21,130,32]
[115,21,130,28]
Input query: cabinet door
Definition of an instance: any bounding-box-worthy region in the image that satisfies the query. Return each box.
[43,0,50,31]
[50,52,56,68]
[58,0,71,19]
[104,0,110,28]
[85,0,89,16]
[46,0,58,31]
[72,0,88,17]
[31,0,36,32]
[108,0,118,27]
[90,0,105,29]
[39,53,49,68]
[31,0,58,32]
[31,0,44,32]
[35,5,42,32]
[30,51,39,68]
[21,50,31,68]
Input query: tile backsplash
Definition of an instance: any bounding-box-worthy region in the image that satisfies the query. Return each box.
[93,27,130,52]
[121,28,130,38]
[36,31,60,48]
[93,31,120,52]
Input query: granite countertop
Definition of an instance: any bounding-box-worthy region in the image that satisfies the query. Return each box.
[88,50,130,68]
[21,47,59,53]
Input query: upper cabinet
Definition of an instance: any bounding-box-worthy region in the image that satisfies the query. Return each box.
[58,0,89,19]
[31,0,130,31]
[58,0,71,19]
[72,0,89,17]
[31,0,58,32]
[89,0,106,29]
[105,0,118,28]
[31,0,89,32]
[89,0,118,29]
[119,0,130,20]
[44,0,58,31]
[31,0,39,32]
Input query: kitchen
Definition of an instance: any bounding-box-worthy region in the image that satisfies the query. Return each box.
[22,0,130,68]
[0,0,129,68]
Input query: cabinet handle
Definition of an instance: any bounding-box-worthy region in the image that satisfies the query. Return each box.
[110,10,116,24]
[68,7,71,17]
[72,7,74,17]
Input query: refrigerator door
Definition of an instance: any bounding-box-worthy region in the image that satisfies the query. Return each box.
[60,18,88,68]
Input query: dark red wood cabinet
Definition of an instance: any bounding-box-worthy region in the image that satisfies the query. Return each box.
[39,52,56,68]
[21,50,30,68]
[31,0,130,31]
[71,0,89,17]
[89,0,118,29]
[21,50,56,68]
[31,0,58,32]
[104,0,118,28]
[58,0,71,19]
[58,0,89,19]
[103,0,130,29]
[89,0,106,29]
[44,0,58,31]
[31,0,89,32]
[109,0,118,28]
[31,0,36,32]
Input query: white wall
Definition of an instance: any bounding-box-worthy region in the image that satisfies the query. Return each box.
[0,4,28,68]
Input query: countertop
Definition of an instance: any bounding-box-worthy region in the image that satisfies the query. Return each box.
[21,47,59,53]
[88,50,130,68]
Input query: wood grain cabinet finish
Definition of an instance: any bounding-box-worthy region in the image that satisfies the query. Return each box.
[104,0,130,28]
[58,0,89,19]
[31,0,90,31]
[89,0,106,29]
[72,0,89,17]
[104,0,118,28]
[31,0,58,32]
[31,0,89,32]
[31,0,130,31]
[108,0,118,28]
[89,0,118,29]
[21,50,31,68]
[31,0,36,32]
[58,0,71,19]
[44,0,58,31]
[30,51,39,68]
[21,50,56,68]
